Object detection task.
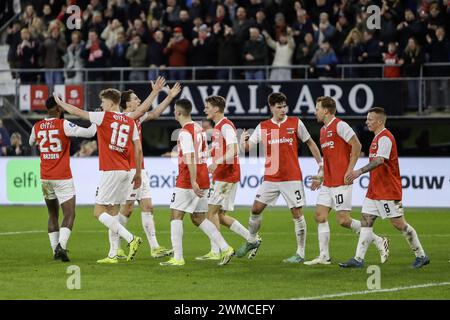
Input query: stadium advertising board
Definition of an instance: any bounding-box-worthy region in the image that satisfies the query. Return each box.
[1,157,449,207]
[20,85,84,111]
[127,81,405,117]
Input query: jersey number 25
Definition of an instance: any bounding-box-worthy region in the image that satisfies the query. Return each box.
[38,130,62,152]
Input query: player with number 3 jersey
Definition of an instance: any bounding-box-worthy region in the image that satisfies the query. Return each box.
[160,99,234,267]
[238,92,323,263]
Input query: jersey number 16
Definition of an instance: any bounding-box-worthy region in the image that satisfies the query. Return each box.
[110,122,130,148]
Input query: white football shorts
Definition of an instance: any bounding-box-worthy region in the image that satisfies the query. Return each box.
[362,197,404,219]
[316,185,353,212]
[95,170,132,205]
[170,187,209,214]
[207,181,238,212]
[41,179,75,204]
[254,180,306,209]
[126,169,152,201]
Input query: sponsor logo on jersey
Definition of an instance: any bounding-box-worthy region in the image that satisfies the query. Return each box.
[40,121,56,130]
[321,141,335,149]
[113,114,129,123]
[267,137,294,145]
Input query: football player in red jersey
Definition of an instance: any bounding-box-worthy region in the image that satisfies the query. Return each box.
[30,97,96,261]
[238,92,322,263]
[160,99,234,266]
[340,107,429,268]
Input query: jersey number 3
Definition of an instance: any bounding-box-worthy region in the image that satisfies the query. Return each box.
[38,130,62,152]
[110,122,130,148]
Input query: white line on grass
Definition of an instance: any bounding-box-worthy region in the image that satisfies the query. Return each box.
[292,282,450,300]
[0,230,45,236]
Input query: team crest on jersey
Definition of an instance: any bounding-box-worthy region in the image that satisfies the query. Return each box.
[286,128,295,134]
[372,144,377,149]
[327,131,333,137]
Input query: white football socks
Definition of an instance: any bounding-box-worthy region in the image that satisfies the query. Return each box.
[293,216,307,258]
[171,219,184,261]
[355,227,373,261]
[58,227,71,250]
[199,219,228,251]
[248,213,262,243]
[402,224,426,257]
[142,211,160,250]
[230,220,250,241]
[99,212,133,244]
[318,222,330,259]
[48,231,59,252]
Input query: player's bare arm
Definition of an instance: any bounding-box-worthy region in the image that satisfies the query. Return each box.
[305,138,324,190]
[185,152,203,198]
[146,82,182,121]
[53,93,90,121]
[132,138,142,190]
[127,76,166,120]
[346,156,385,183]
[344,135,362,184]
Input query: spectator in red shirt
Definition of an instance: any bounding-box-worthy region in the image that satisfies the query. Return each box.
[164,27,190,80]
[383,42,401,78]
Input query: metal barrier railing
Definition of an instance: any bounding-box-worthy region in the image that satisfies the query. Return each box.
[1,63,449,115]
[1,62,449,82]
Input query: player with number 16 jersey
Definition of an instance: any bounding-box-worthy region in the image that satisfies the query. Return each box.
[53,89,145,263]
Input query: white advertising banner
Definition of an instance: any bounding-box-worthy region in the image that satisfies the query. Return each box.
[1,157,449,207]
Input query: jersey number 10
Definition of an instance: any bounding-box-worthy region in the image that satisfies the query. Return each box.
[110,122,130,148]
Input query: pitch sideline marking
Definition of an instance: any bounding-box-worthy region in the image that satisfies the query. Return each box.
[292,282,450,300]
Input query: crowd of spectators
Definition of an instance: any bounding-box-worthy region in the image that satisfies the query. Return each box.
[4,0,449,84]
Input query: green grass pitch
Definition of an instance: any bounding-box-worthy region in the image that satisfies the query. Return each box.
[0,206,449,300]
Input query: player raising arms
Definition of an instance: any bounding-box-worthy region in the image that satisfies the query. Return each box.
[195,95,250,261]
[339,107,429,268]
[160,99,234,266]
[305,97,388,266]
[54,88,145,263]
[238,92,322,263]
[29,97,97,261]
[112,81,182,260]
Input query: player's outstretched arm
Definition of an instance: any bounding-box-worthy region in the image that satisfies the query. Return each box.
[344,135,362,184]
[346,157,384,183]
[146,82,182,121]
[64,121,97,138]
[53,93,90,121]
[127,76,166,120]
